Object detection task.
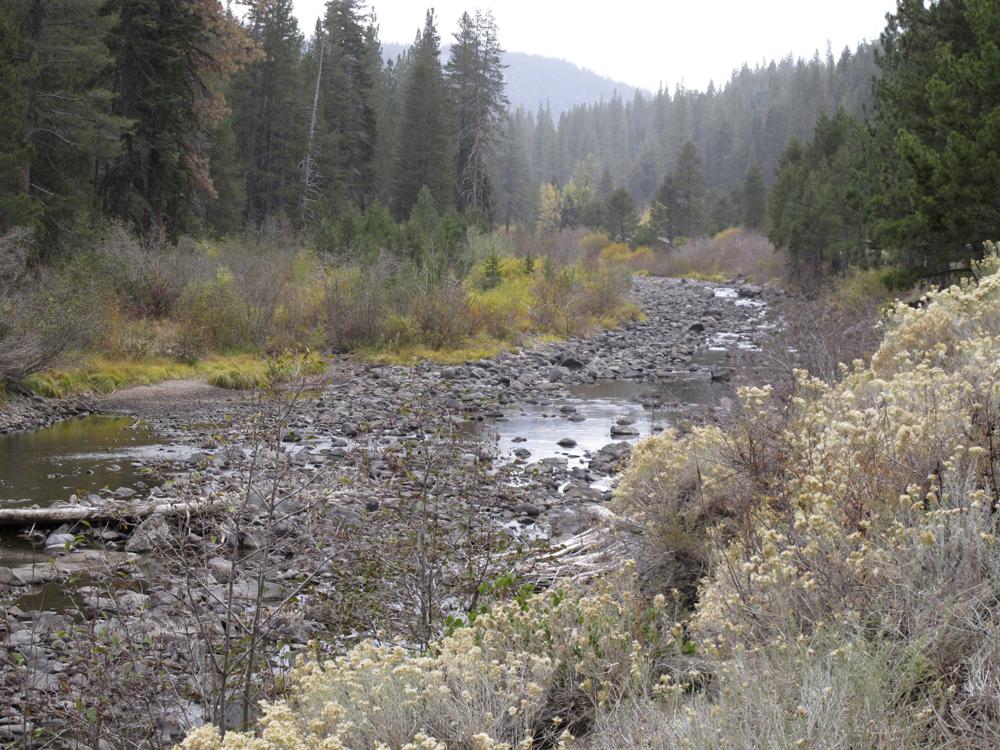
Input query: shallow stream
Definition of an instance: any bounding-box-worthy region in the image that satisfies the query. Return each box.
[0,415,190,509]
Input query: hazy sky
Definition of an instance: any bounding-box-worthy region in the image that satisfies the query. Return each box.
[291,0,897,91]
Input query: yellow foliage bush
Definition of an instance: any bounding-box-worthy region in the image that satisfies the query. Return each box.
[597,243,654,272]
[580,231,612,256]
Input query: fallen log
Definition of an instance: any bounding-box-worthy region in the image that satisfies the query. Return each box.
[0,497,218,527]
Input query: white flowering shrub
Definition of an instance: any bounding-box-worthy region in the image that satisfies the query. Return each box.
[179,572,686,750]
[611,249,1000,746]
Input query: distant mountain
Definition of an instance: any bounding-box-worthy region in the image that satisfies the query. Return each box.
[382,43,641,115]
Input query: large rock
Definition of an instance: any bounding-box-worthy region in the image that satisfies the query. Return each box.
[44,533,76,552]
[126,513,171,553]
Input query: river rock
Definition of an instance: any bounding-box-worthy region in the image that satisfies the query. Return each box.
[738,284,764,298]
[44,533,77,552]
[512,502,541,517]
[126,513,171,553]
[610,423,640,437]
[208,556,233,582]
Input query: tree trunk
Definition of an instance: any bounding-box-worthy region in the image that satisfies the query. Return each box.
[0,497,217,527]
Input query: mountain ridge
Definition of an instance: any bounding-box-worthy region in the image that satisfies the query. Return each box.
[382,42,643,115]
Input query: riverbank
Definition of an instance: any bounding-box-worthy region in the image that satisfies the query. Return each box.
[0,275,774,746]
[0,392,93,436]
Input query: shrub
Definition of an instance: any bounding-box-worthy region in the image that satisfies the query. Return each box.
[0,229,108,387]
[651,228,784,282]
[93,223,195,317]
[599,243,654,272]
[176,266,255,352]
[381,313,421,348]
[180,573,688,750]
[580,231,612,257]
[468,275,533,341]
[323,258,400,351]
[614,249,1000,746]
[413,277,473,350]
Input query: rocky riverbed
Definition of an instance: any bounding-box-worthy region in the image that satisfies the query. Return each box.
[0,275,774,746]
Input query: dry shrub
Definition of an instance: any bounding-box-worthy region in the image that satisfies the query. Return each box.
[580,230,613,258]
[512,227,592,267]
[413,276,473,349]
[91,228,325,355]
[614,250,1000,747]
[94,224,199,317]
[0,228,107,386]
[529,262,586,336]
[653,228,784,282]
[323,260,398,351]
[752,269,894,392]
[176,265,256,353]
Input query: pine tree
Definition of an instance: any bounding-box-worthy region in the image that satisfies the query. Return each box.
[0,4,35,229]
[561,155,602,228]
[493,109,534,231]
[230,0,305,232]
[768,111,868,276]
[741,164,766,229]
[605,187,638,242]
[372,33,407,206]
[649,172,677,244]
[102,0,256,238]
[317,0,379,211]
[9,0,126,241]
[534,104,557,183]
[204,112,245,235]
[392,10,452,218]
[873,0,1000,267]
[673,141,706,238]
[446,10,507,219]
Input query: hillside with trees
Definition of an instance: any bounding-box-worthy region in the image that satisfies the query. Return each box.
[2,1,1000,747]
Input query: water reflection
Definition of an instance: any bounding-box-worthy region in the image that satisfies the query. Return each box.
[0,415,191,508]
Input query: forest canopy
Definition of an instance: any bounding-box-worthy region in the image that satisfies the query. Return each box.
[0,0,996,280]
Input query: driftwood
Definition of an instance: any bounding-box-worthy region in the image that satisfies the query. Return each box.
[0,497,217,528]
[526,508,644,586]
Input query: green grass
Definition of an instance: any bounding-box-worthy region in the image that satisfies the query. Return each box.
[361,335,513,365]
[21,353,324,398]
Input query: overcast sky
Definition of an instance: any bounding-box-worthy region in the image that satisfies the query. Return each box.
[290,1,897,91]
